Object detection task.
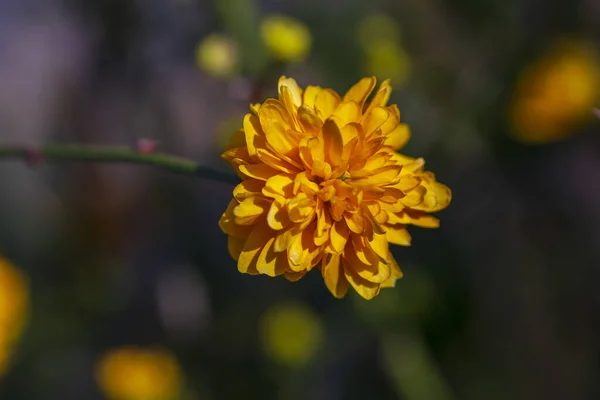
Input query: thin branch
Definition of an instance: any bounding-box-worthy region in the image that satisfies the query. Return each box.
[0,144,240,185]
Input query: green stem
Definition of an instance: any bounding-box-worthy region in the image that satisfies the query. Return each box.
[0,144,240,185]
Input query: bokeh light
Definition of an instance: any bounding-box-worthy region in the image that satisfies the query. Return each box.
[95,346,182,400]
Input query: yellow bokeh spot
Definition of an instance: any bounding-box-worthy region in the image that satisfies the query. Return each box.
[365,40,412,87]
[95,346,182,400]
[260,14,312,63]
[0,255,29,377]
[195,34,239,78]
[356,13,401,48]
[510,40,600,144]
[260,302,323,367]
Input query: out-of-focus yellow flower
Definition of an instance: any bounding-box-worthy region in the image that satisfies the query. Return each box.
[260,14,311,63]
[365,41,412,87]
[356,13,401,49]
[0,255,29,377]
[220,76,451,300]
[195,34,239,78]
[95,346,182,400]
[510,41,600,144]
[356,14,411,87]
[260,301,323,367]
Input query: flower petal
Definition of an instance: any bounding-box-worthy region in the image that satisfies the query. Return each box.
[322,119,344,167]
[228,236,245,260]
[233,196,270,225]
[380,254,403,288]
[385,123,411,150]
[385,225,412,246]
[237,221,272,274]
[321,253,349,298]
[278,76,303,108]
[329,220,349,253]
[302,85,321,109]
[343,264,381,300]
[239,163,280,181]
[315,89,342,120]
[257,237,289,277]
[343,76,376,109]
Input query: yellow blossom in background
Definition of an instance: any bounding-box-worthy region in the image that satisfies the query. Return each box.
[365,41,412,87]
[356,13,401,49]
[220,76,451,300]
[195,33,239,78]
[510,40,600,144]
[260,14,311,63]
[260,301,323,367]
[356,14,411,87]
[0,256,29,377]
[95,346,182,400]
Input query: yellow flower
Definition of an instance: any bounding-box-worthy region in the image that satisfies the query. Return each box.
[0,256,28,377]
[260,15,311,63]
[364,40,411,87]
[95,346,182,400]
[220,76,451,300]
[195,34,239,78]
[260,301,323,367]
[510,41,600,144]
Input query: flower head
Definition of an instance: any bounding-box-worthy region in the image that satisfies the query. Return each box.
[95,346,182,400]
[220,77,451,299]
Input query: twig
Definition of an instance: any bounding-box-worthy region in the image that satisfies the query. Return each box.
[0,144,240,185]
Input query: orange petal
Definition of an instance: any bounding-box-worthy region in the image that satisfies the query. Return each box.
[321,253,349,298]
[329,220,349,253]
[343,263,381,300]
[243,114,264,158]
[385,123,411,150]
[233,196,271,225]
[284,271,306,282]
[302,85,322,109]
[333,101,362,124]
[343,76,376,109]
[380,254,403,288]
[239,163,280,181]
[385,224,412,246]
[237,221,273,274]
[219,199,253,238]
[322,119,344,167]
[228,236,245,260]
[278,76,303,109]
[257,237,289,277]
[315,89,342,120]
[233,179,265,202]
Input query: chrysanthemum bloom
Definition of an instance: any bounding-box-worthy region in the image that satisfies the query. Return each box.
[95,346,182,400]
[220,77,451,299]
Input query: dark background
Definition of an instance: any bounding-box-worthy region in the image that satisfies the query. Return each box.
[0,0,599,399]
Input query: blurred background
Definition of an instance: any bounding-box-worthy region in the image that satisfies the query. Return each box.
[0,0,599,399]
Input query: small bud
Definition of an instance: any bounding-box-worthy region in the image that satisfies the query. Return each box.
[136,139,158,154]
[25,149,44,166]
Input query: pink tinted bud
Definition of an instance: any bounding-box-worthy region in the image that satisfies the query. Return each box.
[137,139,158,154]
